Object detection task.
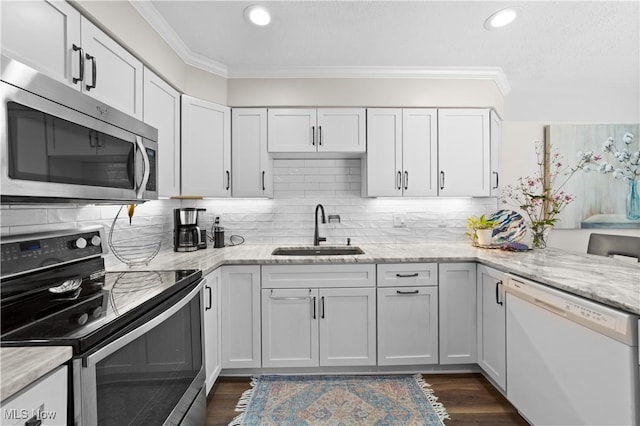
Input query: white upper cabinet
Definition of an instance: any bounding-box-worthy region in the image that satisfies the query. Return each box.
[268,108,316,153]
[1,1,143,119]
[366,108,438,197]
[402,109,439,197]
[181,95,231,197]
[1,0,81,86]
[232,108,272,198]
[490,110,502,197]
[143,68,180,198]
[438,109,491,197]
[79,17,143,119]
[316,109,366,152]
[268,108,365,153]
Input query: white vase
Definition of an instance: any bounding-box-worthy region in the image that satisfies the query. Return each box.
[476,229,494,246]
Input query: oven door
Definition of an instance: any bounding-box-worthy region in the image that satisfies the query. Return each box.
[73,281,205,426]
[0,80,157,203]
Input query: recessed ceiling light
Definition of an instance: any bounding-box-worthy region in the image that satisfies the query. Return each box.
[244,5,271,27]
[484,8,518,30]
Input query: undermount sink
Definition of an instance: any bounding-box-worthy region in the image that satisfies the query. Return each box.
[271,246,365,256]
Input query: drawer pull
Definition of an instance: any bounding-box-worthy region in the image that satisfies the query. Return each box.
[396,273,419,278]
[397,290,420,295]
[269,288,311,301]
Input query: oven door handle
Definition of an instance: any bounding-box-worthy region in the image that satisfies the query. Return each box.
[84,280,203,367]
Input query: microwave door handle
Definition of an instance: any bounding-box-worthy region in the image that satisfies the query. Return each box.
[135,136,150,199]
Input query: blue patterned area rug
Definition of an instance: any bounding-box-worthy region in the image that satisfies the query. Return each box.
[230,374,450,425]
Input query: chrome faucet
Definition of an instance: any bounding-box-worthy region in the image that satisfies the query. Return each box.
[314,204,326,246]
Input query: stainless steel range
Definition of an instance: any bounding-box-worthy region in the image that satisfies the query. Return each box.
[1,227,206,425]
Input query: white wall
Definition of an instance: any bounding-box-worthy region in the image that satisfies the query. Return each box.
[228,78,504,113]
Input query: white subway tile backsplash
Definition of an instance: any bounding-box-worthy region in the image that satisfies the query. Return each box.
[0,159,499,253]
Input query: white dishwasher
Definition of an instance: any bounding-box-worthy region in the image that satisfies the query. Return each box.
[505,274,639,426]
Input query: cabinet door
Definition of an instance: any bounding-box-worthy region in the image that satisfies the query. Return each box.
[1,0,81,89]
[181,95,231,197]
[262,288,319,368]
[203,269,221,394]
[143,68,181,198]
[317,108,365,153]
[319,288,376,366]
[477,265,506,390]
[220,265,261,368]
[377,286,439,366]
[365,109,402,197]
[439,263,477,364]
[232,108,272,198]
[438,109,490,197]
[489,110,502,197]
[402,109,438,196]
[267,108,317,153]
[80,17,143,119]
[0,365,68,426]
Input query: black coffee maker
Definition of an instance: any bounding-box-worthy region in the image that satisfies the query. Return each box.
[174,208,202,252]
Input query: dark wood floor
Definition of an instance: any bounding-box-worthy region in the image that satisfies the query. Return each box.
[206,373,528,425]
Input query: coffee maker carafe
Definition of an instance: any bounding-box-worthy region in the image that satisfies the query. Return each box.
[174,208,202,252]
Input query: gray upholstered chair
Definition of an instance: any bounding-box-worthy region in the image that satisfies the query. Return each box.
[586,233,640,262]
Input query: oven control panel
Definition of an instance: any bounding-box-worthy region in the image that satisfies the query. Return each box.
[1,228,105,278]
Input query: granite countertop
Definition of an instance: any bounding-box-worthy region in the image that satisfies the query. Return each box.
[1,346,72,402]
[113,243,640,315]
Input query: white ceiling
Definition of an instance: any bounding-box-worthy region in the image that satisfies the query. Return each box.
[134,1,639,116]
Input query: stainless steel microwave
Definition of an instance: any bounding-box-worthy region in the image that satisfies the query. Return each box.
[1,56,158,204]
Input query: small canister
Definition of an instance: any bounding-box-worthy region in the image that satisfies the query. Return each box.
[214,226,225,248]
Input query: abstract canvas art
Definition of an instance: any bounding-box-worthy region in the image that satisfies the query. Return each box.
[547,124,640,229]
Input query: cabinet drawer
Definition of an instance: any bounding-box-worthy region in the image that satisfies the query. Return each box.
[262,264,375,289]
[377,263,437,287]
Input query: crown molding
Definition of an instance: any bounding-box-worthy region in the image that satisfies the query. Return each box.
[131,2,511,95]
[130,1,229,77]
[227,66,511,95]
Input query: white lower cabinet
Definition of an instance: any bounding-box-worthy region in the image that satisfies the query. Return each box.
[0,365,67,425]
[377,263,439,366]
[439,263,477,364]
[262,288,319,368]
[261,265,376,367]
[262,287,376,367]
[319,287,376,366]
[377,286,439,365]
[220,265,261,368]
[476,265,506,391]
[203,269,221,394]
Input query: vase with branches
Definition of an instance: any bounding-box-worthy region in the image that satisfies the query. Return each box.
[501,141,589,248]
